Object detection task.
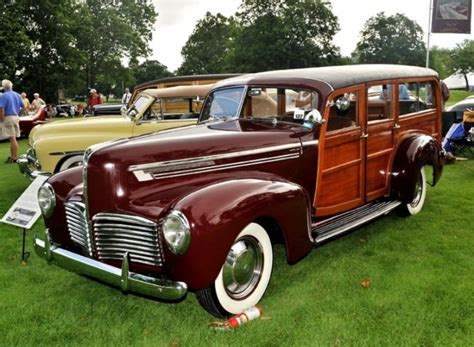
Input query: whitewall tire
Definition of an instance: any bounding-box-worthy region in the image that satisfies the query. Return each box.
[58,155,84,172]
[196,222,273,317]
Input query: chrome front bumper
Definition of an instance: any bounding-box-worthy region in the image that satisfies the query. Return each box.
[18,148,50,180]
[34,232,188,301]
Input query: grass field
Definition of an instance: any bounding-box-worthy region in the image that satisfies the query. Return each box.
[1,120,473,345]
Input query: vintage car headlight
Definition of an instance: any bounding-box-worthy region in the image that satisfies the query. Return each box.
[38,183,56,218]
[162,211,190,255]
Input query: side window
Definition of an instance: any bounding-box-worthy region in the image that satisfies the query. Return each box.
[399,82,435,116]
[249,88,278,118]
[243,87,319,125]
[367,84,394,121]
[327,92,358,132]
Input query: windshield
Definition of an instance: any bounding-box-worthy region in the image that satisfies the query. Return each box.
[200,87,245,122]
[127,95,151,118]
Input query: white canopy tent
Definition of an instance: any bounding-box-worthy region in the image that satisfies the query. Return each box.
[443,73,474,91]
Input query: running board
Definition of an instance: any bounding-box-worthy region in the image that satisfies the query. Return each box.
[312,201,401,244]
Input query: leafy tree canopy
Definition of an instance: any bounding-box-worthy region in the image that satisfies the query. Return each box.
[228,0,341,72]
[133,60,173,85]
[0,0,158,102]
[178,12,235,75]
[352,12,425,66]
[451,39,474,75]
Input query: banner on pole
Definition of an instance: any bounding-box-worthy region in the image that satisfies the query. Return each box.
[432,0,472,33]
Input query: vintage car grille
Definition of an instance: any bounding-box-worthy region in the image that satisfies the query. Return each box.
[64,200,93,256]
[92,213,163,267]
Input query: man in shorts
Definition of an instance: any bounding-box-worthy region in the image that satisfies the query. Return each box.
[0,80,24,163]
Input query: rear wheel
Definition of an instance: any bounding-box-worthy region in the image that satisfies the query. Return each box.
[196,222,273,318]
[399,166,427,216]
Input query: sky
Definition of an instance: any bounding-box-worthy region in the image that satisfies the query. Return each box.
[149,0,474,72]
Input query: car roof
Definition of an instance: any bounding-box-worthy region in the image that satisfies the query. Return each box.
[135,74,241,90]
[142,84,213,98]
[212,64,439,91]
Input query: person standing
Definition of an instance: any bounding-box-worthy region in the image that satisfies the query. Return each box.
[87,89,102,112]
[0,80,24,163]
[31,92,46,111]
[122,88,132,104]
[20,93,31,115]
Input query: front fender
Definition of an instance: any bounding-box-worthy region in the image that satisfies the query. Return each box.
[166,177,313,290]
[391,133,444,203]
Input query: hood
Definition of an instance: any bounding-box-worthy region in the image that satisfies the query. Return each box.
[90,119,306,172]
[31,116,131,144]
[85,119,310,218]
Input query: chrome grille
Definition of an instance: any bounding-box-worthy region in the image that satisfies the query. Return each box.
[65,201,93,256]
[93,213,163,266]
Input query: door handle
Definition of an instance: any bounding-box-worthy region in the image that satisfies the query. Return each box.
[393,123,400,129]
[360,133,368,139]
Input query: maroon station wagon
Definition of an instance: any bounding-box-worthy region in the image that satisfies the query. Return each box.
[35,65,444,317]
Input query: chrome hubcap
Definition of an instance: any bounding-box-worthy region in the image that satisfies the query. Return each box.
[410,172,423,207]
[222,236,263,300]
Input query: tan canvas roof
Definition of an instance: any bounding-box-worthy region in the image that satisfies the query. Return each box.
[142,84,213,98]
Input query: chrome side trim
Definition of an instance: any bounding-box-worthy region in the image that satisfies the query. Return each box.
[134,152,300,182]
[301,140,319,146]
[34,235,187,301]
[129,142,301,172]
[49,150,84,156]
[130,143,303,182]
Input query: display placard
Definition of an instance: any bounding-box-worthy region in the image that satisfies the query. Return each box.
[1,175,49,229]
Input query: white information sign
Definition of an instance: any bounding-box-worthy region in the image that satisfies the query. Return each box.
[1,175,49,229]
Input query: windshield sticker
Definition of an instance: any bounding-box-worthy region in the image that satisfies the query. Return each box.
[293,108,305,119]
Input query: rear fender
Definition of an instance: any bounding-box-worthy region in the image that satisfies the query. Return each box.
[391,133,444,203]
[167,178,313,289]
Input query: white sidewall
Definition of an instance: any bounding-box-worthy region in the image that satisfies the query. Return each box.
[214,222,273,314]
[406,166,427,215]
[59,155,84,172]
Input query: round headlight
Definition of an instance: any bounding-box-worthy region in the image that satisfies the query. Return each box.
[162,211,190,255]
[38,183,56,218]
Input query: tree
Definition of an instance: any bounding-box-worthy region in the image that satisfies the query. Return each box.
[227,0,341,72]
[0,0,32,86]
[71,0,158,90]
[178,12,235,75]
[352,13,425,66]
[134,60,173,85]
[452,40,474,75]
[429,46,454,79]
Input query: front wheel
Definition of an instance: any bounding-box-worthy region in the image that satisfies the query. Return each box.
[196,222,273,318]
[57,154,84,172]
[399,166,427,216]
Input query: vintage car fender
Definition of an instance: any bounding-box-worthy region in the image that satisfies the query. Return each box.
[390,132,444,203]
[166,177,313,290]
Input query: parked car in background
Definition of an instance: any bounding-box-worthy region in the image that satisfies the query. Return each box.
[443,95,474,135]
[89,74,240,117]
[19,108,47,137]
[34,65,444,317]
[18,84,212,178]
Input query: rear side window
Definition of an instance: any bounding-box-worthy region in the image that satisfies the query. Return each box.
[399,82,436,116]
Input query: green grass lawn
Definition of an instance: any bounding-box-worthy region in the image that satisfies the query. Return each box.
[446,90,473,106]
[0,139,473,346]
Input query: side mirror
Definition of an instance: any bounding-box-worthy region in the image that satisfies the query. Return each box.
[303,109,324,129]
[120,106,127,116]
[335,97,350,111]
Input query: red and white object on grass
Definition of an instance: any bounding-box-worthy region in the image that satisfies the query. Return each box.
[226,306,263,329]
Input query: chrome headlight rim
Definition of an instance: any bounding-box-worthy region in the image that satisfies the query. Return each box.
[38,182,56,218]
[162,210,191,256]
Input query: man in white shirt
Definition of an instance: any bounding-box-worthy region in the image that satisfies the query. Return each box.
[31,93,46,111]
[122,88,132,104]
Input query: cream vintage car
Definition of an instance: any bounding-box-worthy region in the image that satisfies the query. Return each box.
[18,84,211,179]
